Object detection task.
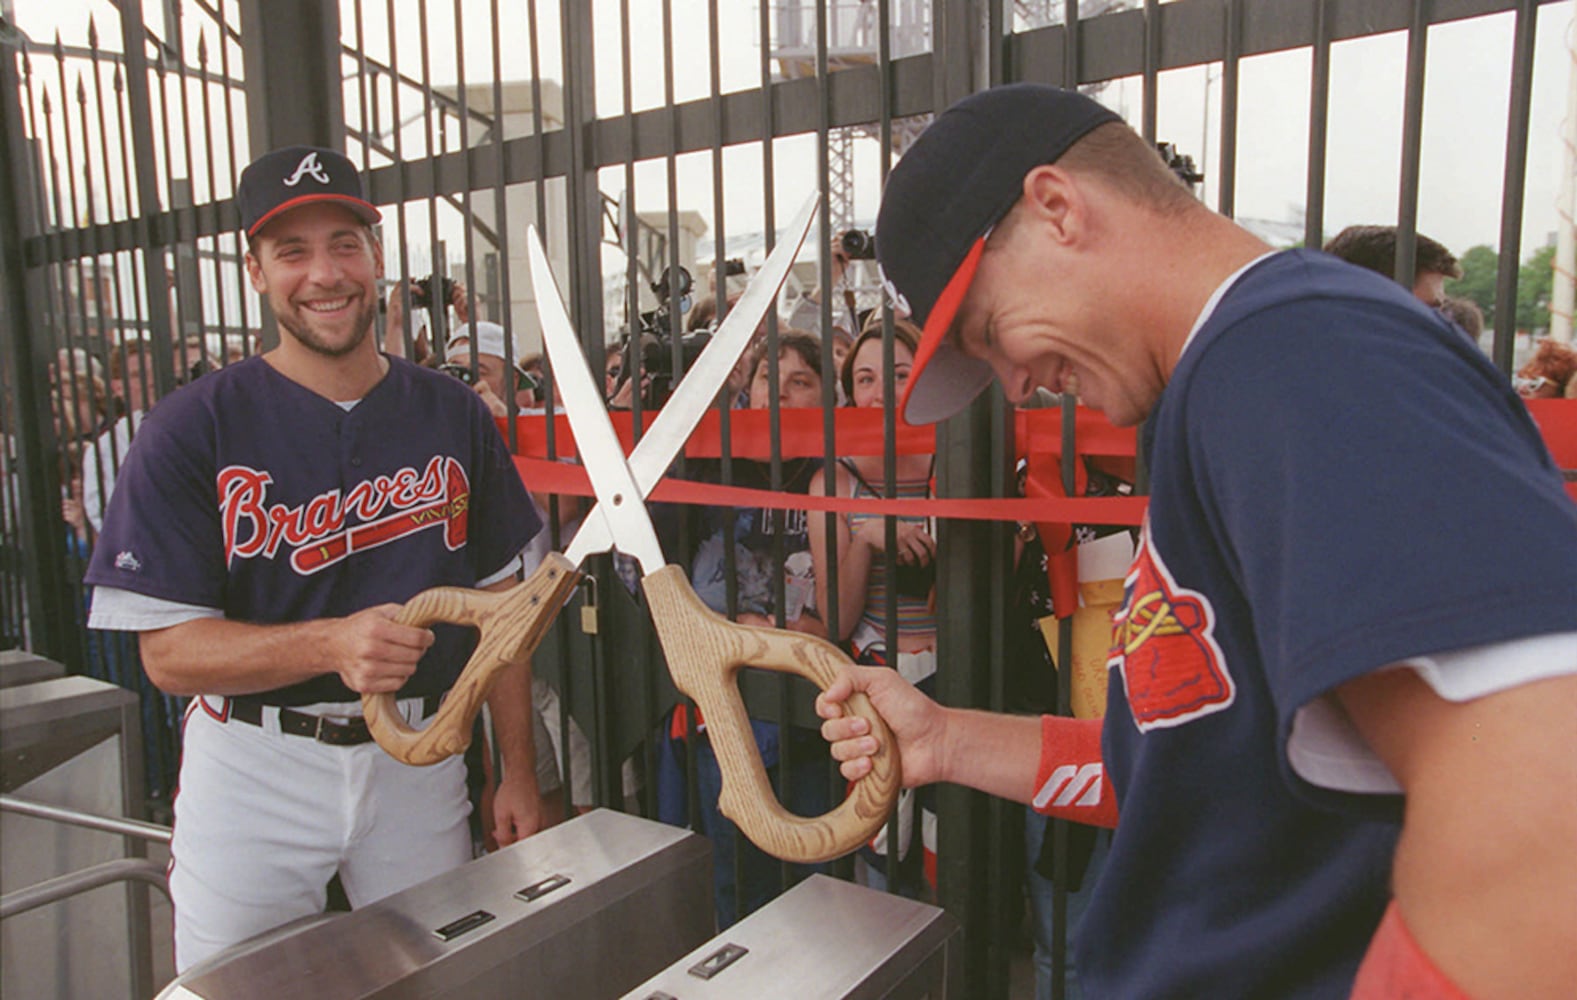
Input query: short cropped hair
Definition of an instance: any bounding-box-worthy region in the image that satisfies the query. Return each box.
[1057,121,1200,216]
[1323,225,1462,281]
[754,330,823,383]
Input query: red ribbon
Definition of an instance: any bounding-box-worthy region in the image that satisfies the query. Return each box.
[509,399,1577,516]
[1525,398,1577,501]
[511,453,1149,526]
[505,407,1136,462]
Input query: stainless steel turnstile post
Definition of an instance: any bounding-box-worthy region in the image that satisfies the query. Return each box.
[1,670,152,998]
[157,808,715,999]
[623,875,964,999]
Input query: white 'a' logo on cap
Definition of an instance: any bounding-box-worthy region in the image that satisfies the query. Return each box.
[283,152,332,187]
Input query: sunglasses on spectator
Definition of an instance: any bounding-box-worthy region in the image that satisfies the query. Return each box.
[1513,374,1553,396]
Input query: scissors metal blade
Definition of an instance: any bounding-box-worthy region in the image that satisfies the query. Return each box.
[616,193,819,492]
[528,230,668,574]
[535,193,819,566]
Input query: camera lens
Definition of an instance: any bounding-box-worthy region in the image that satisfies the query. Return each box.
[841,229,876,260]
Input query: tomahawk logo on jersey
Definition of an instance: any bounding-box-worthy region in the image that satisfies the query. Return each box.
[1107,519,1235,731]
[219,454,471,575]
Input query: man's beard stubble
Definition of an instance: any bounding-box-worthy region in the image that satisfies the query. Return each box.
[277,297,378,359]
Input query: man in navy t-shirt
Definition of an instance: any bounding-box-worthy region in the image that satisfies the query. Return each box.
[818,86,1577,998]
[85,146,544,972]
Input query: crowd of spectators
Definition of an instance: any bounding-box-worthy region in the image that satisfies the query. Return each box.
[14,210,1573,973]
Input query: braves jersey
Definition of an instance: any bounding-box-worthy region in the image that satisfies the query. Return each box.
[85,355,541,706]
[1080,250,1577,997]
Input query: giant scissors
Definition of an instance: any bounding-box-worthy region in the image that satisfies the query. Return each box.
[363,195,900,864]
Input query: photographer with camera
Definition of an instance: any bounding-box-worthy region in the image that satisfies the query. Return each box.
[807,315,937,897]
[441,321,543,416]
[608,262,720,412]
[381,274,470,365]
[787,229,871,359]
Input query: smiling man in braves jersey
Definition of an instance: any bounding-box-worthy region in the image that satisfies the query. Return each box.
[818,86,1577,999]
[84,145,546,972]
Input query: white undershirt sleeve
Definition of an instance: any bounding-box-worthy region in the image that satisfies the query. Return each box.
[87,586,223,631]
[1287,631,1577,795]
[90,545,530,631]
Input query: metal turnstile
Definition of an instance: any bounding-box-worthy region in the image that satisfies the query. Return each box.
[156,808,714,999]
[623,875,963,999]
[1,670,152,999]
[0,649,67,688]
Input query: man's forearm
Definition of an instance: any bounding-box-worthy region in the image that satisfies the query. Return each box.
[935,708,1116,826]
[139,617,340,696]
[937,707,1044,803]
[486,656,538,786]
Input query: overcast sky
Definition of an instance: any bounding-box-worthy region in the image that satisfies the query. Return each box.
[14,0,1577,260]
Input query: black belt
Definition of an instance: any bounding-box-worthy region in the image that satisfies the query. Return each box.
[226,694,442,746]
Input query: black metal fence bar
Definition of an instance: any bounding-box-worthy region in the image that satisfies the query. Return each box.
[1304,0,1333,250]
[1217,0,1241,218]
[1394,0,1431,287]
[1492,0,1541,370]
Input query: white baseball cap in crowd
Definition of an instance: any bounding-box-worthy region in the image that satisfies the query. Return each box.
[445,321,513,363]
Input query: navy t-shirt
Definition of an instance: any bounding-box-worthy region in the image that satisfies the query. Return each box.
[1082,250,1577,997]
[86,355,541,706]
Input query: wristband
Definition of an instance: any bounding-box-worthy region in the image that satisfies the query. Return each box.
[1030,715,1119,828]
[1350,901,1473,999]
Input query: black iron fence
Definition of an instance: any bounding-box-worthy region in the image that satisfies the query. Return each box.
[2,1,1566,995]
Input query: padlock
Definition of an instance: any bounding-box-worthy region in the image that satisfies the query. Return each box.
[580,576,599,634]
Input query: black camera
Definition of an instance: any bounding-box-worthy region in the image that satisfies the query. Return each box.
[439,363,477,385]
[1156,142,1204,187]
[411,274,457,310]
[622,328,712,411]
[615,264,707,410]
[840,229,877,260]
[722,257,746,276]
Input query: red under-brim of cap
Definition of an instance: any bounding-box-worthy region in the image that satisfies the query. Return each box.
[899,235,998,425]
[246,193,382,237]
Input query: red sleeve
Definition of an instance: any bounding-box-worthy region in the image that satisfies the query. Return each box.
[1349,902,1473,1000]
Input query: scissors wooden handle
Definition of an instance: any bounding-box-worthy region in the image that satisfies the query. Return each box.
[362,553,581,766]
[641,564,902,864]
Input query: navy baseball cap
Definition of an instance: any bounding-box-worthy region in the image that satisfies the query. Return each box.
[876,84,1121,425]
[237,145,380,238]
